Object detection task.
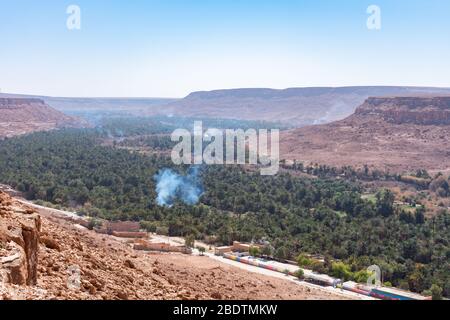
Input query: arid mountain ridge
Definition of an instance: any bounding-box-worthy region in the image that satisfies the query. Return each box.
[163,86,450,126]
[1,91,450,173]
[0,93,177,119]
[280,96,450,172]
[0,98,87,138]
[3,86,450,126]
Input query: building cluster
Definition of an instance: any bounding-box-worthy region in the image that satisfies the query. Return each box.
[214,241,262,256]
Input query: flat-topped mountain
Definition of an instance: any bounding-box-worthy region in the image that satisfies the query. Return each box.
[280,96,450,172]
[163,86,450,126]
[0,93,178,120]
[0,98,76,123]
[0,98,87,138]
[3,87,450,126]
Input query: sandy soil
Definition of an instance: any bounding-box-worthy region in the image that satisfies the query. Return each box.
[2,205,351,300]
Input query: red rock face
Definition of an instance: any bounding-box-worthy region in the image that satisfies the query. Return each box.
[0,98,88,138]
[280,95,450,172]
[356,97,450,125]
[0,192,41,286]
[0,98,76,123]
[381,109,450,125]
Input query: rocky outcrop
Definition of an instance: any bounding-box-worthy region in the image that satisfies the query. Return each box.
[0,98,88,138]
[355,97,450,125]
[0,192,40,286]
[0,98,44,109]
[280,95,450,172]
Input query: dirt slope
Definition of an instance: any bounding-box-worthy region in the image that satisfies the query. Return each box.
[280,96,450,172]
[1,192,347,300]
[0,98,86,138]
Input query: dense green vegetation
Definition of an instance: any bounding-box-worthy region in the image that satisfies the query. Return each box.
[98,116,288,138]
[282,161,439,190]
[117,135,175,150]
[0,129,449,297]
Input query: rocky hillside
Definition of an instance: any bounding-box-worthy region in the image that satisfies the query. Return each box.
[280,96,450,172]
[356,96,450,125]
[0,98,86,138]
[0,93,178,120]
[0,192,40,287]
[0,191,347,300]
[162,87,450,126]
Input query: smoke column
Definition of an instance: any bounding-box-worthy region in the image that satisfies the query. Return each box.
[154,166,203,207]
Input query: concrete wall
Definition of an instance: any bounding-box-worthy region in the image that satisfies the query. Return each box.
[106,221,141,232]
[111,231,148,239]
[133,240,192,254]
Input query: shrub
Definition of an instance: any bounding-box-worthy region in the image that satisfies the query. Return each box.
[330,262,353,281]
[249,246,261,257]
[87,218,102,230]
[297,254,313,267]
[197,247,206,256]
[310,261,326,274]
[294,269,305,280]
[431,284,443,300]
[140,221,157,233]
[353,269,371,283]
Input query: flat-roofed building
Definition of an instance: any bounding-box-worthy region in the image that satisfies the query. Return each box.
[214,246,232,256]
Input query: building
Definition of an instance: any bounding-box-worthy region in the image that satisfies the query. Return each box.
[133,239,192,254]
[106,221,141,232]
[214,246,232,256]
[232,241,262,252]
[214,241,263,256]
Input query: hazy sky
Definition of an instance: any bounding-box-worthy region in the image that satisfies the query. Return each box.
[1,0,449,97]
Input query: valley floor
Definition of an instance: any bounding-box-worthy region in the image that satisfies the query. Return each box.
[2,199,353,300]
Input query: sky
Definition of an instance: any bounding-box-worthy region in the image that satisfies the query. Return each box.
[1,0,450,98]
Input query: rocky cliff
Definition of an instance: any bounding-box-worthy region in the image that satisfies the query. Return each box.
[0,192,40,286]
[0,98,82,125]
[0,191,345,300]
[0,98,87,138]
[355,96,450,125]
[280,96,450,172]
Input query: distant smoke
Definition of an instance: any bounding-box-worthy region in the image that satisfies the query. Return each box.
[154,167,203,207]
[95,125,124,139]
[313,101,348,125]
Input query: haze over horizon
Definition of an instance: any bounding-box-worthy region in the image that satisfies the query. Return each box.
[1,0,450,97]
[4,85,450,100]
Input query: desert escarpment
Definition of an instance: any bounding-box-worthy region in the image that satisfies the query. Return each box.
[356,97,450,125]
[162,87,450,126]
[0,98,87,138]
